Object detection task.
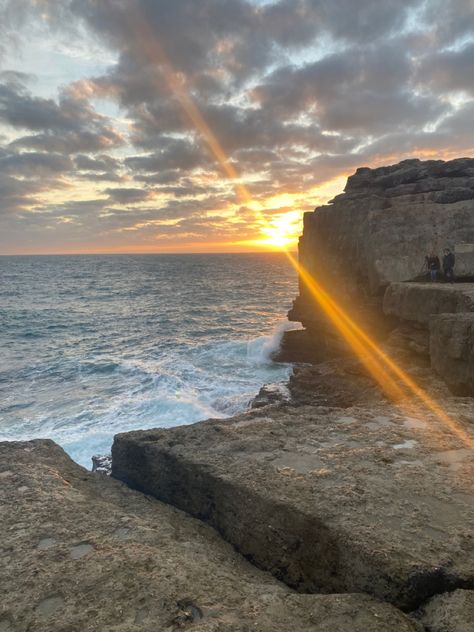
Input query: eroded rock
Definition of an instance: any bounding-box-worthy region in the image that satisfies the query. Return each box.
[383,283,474,325]
[91,453,112,475]
[0,439,421,631]
[113,397,474,612]
[430,313,474,395]
[416,589,474,632]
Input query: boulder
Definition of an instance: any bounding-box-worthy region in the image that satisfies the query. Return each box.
[0,439,424,631]
[91,453,112,475]
[383,283,474,325]
[416,589,474,632]
[112,398,474,612]
[430,313,474,395]
[250,383,289,409]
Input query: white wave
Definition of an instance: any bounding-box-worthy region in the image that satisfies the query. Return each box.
[1,321,298,468]
[251,319,302,363]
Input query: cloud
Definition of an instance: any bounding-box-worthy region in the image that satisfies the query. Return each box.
[0,72,124,153]
[0,151,73,175]
[75,153,119,171]
[1,0,474,252]
[105,187,155,204]
[418,43,474,96]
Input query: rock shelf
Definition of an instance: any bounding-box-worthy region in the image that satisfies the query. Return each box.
[0,440,422,631]
[112,397,474,612]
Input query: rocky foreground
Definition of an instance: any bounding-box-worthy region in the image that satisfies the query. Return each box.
[113,390,474,612]
[0,440,423,632]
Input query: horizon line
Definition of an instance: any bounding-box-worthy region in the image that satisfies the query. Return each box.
[0,250,298,257]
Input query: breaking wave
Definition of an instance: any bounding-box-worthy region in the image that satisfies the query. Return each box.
[0,254,298,467]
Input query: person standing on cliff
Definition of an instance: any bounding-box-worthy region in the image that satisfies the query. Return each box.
[442,248,455,283]
[425,252,441,282]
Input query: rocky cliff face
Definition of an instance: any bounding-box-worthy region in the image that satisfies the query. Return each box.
[283,157,474,394]
[298,157,474,296]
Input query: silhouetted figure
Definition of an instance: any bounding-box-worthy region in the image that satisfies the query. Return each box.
[442,248,455,283]
[425,252,440,282]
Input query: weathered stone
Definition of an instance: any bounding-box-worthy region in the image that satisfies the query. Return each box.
[430,313,474,395]
[91,453,112,475]
[250,384,288,408]
[287,360,382,407]
[272,328,341,364]
[291,159,474,335]
[416,589,474,632]
[0,439,422,632]
[383,283,474,325]
[285,159,474,391]
[112,397,474,612]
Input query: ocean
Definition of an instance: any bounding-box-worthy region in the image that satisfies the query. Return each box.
[0,253,298,467]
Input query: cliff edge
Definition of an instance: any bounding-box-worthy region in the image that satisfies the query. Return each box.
[282,157,474,394]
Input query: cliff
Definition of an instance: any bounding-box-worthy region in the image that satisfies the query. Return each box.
[282,157,474,394]
[297,157,474,299]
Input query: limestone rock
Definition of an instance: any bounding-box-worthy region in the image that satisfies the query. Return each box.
[284,158,474,393]
[250,383,288,408]
[430,313,474,395]
[112,398,474,612]
[0,439,421,631]
[383,283,474,325]
[416,589,474,632]
[291,158,474,336]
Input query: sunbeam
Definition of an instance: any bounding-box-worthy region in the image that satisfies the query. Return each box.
[127,7,473,451]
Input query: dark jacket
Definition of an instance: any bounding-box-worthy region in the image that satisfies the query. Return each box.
[426,255,440,271]
[443,252,455,270]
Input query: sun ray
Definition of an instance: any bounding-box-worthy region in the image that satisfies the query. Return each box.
[126,7,473,451]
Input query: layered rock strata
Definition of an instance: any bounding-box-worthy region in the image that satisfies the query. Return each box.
[112,393,474,612]
[0,440,423,632]
[281,158,474,393]
[296,157,474,301]
[430,313,474,395]
[383,283,474,325]
[383,283,474,393]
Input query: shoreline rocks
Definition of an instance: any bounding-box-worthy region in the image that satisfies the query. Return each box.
[91,453,112,475]
[111,391,474,612]
[0,439,422,631]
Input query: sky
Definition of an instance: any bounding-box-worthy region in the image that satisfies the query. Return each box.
[0,0,473,254]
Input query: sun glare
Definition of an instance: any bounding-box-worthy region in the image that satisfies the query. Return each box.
[259,209,302,249]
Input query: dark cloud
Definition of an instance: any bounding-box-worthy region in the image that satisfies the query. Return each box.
[125,139,206,172]
[305,0,421,43]
[253,44,448,134]
[418,43,474,96]
[105,187,155,204]
[421,0,474,46]
[0,151,73,175]
[0,73,124,153]
[75,154,119,171]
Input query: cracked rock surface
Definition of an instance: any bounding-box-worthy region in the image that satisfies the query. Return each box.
[416,589,474,632]
[0,440,421,631]
[113,394,474,612]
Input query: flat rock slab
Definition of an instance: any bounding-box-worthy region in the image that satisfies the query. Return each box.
[0,440,420,632]
[383,283,474,324]
[113,400,474,611]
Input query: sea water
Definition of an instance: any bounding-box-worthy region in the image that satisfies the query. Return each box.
[0,253,298,467]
